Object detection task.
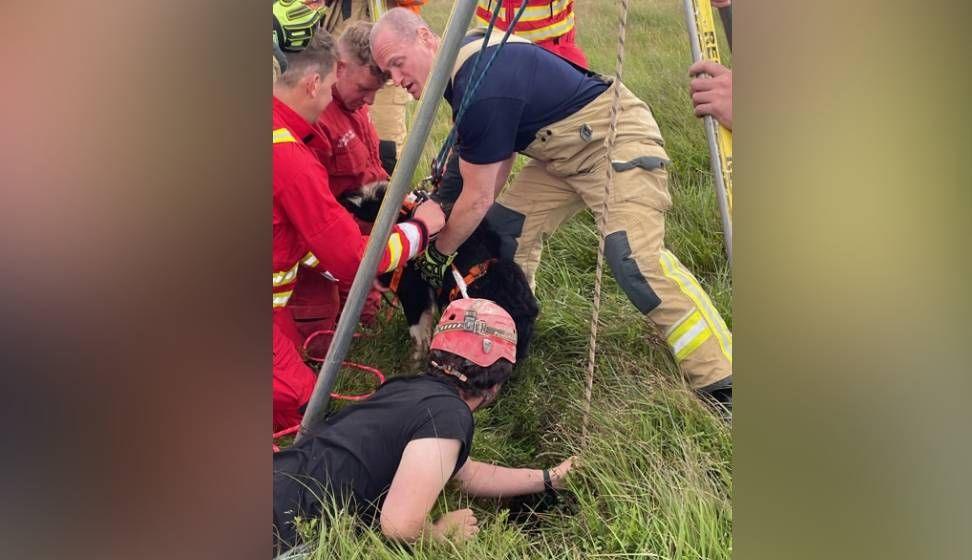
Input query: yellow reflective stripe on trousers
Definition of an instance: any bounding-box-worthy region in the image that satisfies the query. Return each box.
[666,310,712,361]
[383,232,403,274]
[273,128,296,144]
[301,252,319,267]
[659,250,732,362]
[272,290,293,308]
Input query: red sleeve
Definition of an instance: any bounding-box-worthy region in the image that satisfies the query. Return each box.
[277,161,367,284]
[277,155,428,282]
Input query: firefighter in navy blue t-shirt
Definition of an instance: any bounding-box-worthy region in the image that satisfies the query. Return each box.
[370,8,733,410]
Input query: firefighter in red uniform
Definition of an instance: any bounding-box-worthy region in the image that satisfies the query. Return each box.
[315,21,390,198]
[287,21,397,350]
[272,31,445,430]
[475,0,587,68]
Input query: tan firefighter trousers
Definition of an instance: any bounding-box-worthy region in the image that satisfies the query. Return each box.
[488,80,732,389]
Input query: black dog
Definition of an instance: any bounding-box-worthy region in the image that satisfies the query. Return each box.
[340,182,539,365]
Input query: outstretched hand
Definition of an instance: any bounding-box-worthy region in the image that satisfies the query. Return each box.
[550,455,578,490]
[431,508,479,542]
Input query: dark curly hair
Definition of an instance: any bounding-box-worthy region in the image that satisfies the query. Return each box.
[427,349,513,399]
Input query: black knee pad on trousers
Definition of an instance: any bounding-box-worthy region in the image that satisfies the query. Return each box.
[605,231,662,313]
[484,204,525,261]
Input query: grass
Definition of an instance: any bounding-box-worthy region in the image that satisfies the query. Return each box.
[285,1,733,558]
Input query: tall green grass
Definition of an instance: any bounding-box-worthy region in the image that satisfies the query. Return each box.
[288,1,733,557]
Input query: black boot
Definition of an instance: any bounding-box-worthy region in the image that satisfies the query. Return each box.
[697,375,732,422]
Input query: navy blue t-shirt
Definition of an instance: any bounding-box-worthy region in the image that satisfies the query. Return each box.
[444,39,608,165]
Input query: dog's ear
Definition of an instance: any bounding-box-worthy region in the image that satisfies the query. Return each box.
[340,193,364,209]
[359,181,388,203]
[337,191,367,219]
[339,181,388,223]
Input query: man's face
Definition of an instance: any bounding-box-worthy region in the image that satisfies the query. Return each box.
[335,60,385,111]
[478,383,504,410]
[371,28,436,99]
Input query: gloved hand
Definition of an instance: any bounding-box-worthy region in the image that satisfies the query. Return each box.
[415,242,456,289]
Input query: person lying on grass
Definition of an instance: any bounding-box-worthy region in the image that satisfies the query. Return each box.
[273,297,575,553]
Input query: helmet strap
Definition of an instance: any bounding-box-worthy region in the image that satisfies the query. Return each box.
[429,360,469,384]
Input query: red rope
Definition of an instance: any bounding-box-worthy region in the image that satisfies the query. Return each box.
[302,329,386,400]
[275,329,387,452]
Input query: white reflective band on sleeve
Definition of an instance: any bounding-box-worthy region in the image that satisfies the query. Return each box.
[397,222,423,260]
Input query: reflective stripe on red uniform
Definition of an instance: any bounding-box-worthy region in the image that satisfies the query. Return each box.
[475,1,587,68]
[475,0,575,43]
[272,96,427,310]
[313,86,388,198]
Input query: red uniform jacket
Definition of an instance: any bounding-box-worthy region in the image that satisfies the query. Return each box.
[272,96,426,310]
[314,86,388,198]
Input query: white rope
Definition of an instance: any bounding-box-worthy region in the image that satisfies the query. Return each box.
[451,265,470,299]
[582,0,631,439]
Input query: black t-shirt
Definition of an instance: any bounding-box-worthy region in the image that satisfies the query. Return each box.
[443,38,608,165]
[273,375,474,549]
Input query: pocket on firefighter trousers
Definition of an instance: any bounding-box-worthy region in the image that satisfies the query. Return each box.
[530,121,607,179]
[607,141,673,213]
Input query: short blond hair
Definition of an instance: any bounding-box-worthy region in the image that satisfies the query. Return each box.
[338,21,387,79]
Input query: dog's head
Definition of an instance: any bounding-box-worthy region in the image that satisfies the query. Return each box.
[338,181,388,223]
[339,182,433,225]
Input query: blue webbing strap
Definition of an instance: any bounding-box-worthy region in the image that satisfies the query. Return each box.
[430,0,530,184]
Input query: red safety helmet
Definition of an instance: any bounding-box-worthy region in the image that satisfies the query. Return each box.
[430,298,517,367]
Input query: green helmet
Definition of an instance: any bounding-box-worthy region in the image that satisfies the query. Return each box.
[273,0,326,52]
